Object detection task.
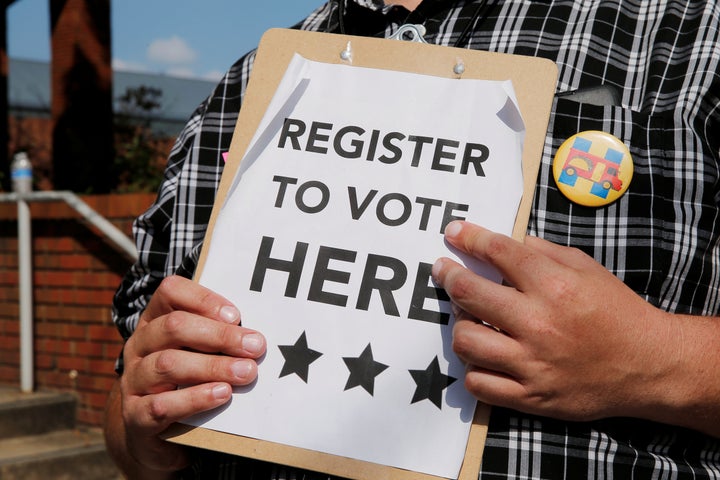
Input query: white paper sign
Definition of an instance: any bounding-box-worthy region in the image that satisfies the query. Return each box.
[191,55,524,479]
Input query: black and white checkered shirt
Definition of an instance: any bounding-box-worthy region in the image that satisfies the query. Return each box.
[113,1,720,478]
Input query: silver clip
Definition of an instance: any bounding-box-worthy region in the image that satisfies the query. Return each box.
[389,24,428,43]
[453,58,465,76]
[340,41,353,62]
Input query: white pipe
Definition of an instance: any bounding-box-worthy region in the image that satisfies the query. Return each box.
[59,193,138,261]
[17,197,33,393]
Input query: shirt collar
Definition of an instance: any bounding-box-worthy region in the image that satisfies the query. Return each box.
[352,0,387,11]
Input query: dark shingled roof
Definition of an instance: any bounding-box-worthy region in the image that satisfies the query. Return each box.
[8,57,218,135]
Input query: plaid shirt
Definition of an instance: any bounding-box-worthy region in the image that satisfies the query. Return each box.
[113,1,720,478]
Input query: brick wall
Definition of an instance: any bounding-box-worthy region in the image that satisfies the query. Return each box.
[0,193,155,426]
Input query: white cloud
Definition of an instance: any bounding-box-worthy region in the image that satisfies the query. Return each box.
[147,36,197,65]
[112,58,150,73]
[201,70,224,82]
[165,67,197,78]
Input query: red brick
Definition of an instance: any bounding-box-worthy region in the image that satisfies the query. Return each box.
[0,350,19,366]
[0,335,18,350]
[35,304,100,323]
[36,323,86,340]
[0,270,19,285]
[36,338,70,355]
[83,391,111,409]
[32,305,53,322]
[29,202,69,219]
[35,354,55,369]
[0,319,20,334]
[74,340,105,358]
[62,324,88,340]
[77,408,104,427]
[0,286,19,302]
[87,358,116,375]
[56,306,112,323]
[46,288,77,305]
[35,322,59,337]
[34,271,76,287]
[86,325,119,342]
[76,374,116,392]
[75,272,123,289]
[72,289,114,306]
[84,193,154,218]
[0,238,18,250]
[33,255,60,269]
[0,204,16,219]
[59,255,93,270]
[57,356,88,372]
[33,237,79,253]
[36,371,72,389]
[0,367,18,383]
[0,256,18,269]
[105,343,123,362]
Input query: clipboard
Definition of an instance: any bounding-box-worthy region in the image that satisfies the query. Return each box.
[164,28,557,480]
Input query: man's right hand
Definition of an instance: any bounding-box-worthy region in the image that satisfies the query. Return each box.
[104,275,266,478]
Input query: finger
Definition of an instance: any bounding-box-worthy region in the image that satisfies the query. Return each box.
[452,315,524,376]
[126,349,259,395]
[141,275,241,327]
[128,312,266,359]
[124,381,232,438]
[443,221,558,292]
[432,256,526,332]
[463,365,531,411]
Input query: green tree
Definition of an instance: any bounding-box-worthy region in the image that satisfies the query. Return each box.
[113,85,165,193]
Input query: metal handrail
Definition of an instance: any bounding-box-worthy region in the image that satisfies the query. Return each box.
[0,191,138,260]
[0,190,137,392]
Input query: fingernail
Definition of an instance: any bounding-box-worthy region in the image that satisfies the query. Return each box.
[444,221,463,238]
[219,305,240,324]
[232,360,253,379]
[212,384,231,399]
[431,258,444,281]
[242,333,265,355]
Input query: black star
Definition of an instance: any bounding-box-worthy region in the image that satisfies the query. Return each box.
[409,356,457,409]
[278,331,323,383]
[342,343,389,395]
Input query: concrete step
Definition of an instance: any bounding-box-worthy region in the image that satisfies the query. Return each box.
[0,428,122,480]
[0,387,76,439]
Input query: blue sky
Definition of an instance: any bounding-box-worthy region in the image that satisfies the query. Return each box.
[8,0,324,81]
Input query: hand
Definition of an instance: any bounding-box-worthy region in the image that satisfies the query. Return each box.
[431,221,679,423]
[116,275,266,474]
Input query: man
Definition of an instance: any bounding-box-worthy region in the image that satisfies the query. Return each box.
[104,1,720,478]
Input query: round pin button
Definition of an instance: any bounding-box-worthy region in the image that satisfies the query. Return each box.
[552,130,633,207]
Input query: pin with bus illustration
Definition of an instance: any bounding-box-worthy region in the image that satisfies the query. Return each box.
[553,131,634,207]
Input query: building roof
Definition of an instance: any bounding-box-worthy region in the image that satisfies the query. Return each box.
[8,58,218,135]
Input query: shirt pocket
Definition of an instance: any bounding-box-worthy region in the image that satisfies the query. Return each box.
[530,97,673,304]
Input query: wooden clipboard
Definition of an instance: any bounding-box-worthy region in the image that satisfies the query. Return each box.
[164,28,557,480]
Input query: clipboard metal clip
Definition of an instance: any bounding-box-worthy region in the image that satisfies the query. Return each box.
[389,24,428,43]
